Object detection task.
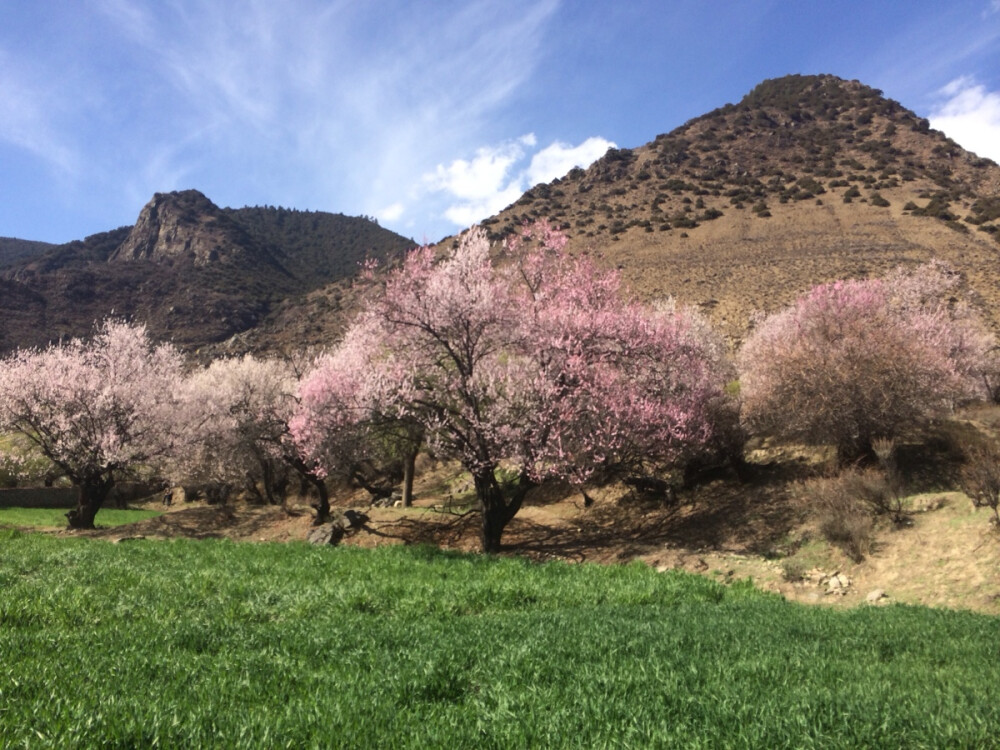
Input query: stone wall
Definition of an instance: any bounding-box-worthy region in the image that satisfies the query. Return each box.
[0,488,76,508]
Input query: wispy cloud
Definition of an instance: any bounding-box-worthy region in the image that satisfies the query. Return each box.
[0,49,80,175]
[929,77,1000,162]
[421,133,613,229]
[88,0,566,238]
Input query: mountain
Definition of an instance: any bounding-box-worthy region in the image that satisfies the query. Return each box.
[0,190,415,353]
[5,75,1000,356]
[0,237,55,268]
[478,74,1000,341]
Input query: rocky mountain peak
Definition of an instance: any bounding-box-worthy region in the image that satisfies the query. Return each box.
[111,189,260,266]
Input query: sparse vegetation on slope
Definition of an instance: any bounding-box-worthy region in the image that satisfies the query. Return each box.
[0,236,55,268]
[483,74,1000,343]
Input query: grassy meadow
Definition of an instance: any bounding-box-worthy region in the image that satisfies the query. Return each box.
[2,531,999,747]
[0,506,161,529]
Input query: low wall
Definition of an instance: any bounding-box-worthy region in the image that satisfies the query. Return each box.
[0,482,159,509]
[0,488,77,509]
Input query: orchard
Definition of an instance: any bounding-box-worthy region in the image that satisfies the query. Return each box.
[0,225,994,549]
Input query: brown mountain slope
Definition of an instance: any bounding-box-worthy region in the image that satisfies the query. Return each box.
[479,74,1000,342]
[7,75,998,356]
[0,237,54,269]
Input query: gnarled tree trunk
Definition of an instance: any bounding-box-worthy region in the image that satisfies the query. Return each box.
[309,476,331,525]
[283,453,331,525]
[474,468,535,553]
[66,476,114,530]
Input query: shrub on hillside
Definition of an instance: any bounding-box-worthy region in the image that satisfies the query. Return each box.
[802,469,878,562]
[959,442,1000,527]
[738,262,994,462]
[870,437,907,522]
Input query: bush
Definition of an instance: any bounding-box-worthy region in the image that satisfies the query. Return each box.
[870,437,907,522]
[803,469,877,562]
[959,442,1000,526]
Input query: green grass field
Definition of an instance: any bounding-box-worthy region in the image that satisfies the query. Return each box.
[0,506,161,529]
[1,531,999,748]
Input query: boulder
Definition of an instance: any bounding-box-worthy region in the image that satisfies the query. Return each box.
[866,589,888,604]
[825,572,851,595]
[307,523,344,546]
[338,508,369,530]
[307,509,369,545]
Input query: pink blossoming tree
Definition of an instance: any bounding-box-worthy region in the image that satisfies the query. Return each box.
[293,223,730,552]
[0,321,184,528]
[738,262,994,462]
[172,353,342,523]
[171,355,294,501]
[290,317,424,509]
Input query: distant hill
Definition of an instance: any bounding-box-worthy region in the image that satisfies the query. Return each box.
[477,74,1000,342]
[0,237,55,268]
[0,190,415,353]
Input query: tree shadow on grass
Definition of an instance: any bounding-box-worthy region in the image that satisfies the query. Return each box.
[503,463,810,563]
[342,457,818,564]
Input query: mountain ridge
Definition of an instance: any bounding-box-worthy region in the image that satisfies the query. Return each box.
[0,190,415,353]
[0,237,56,269]
[3,74,1000,355]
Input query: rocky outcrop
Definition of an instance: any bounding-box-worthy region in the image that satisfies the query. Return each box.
[306,509,370,545]
[111,190,272,267]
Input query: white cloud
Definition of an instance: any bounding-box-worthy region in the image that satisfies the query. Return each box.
[378,202,405,223]
[526,137,616,187]
[424,136,534,201]
[929,77,1000,162]
[424,134,614,229]
[93,0,564,239]
[443,184,526,228]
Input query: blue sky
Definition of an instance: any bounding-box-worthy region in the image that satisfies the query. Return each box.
[2,1,999,245]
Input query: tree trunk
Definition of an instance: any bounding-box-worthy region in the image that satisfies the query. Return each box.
[474,469,535,553]
[401,449,416,508]
[283,454,331,525]
[349,466,394,501]
[311,477,331,526]
[261,460,278,505]
[246,475,265,504]
[66,477,114,530]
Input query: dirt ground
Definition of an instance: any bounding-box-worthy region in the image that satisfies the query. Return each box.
[64,435,1000,616]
